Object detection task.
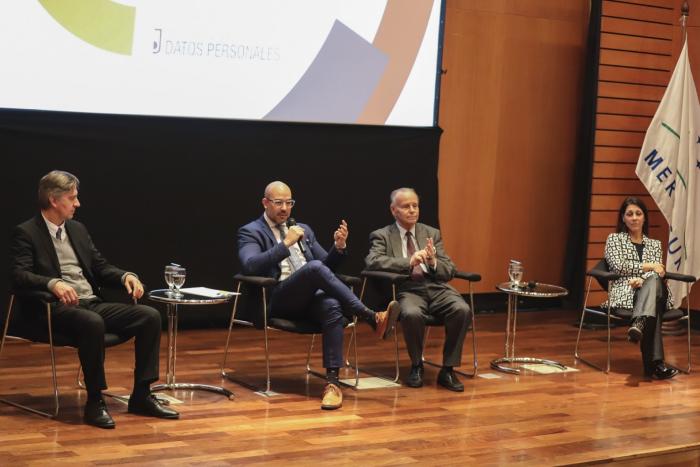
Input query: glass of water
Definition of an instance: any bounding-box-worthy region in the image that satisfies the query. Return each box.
[164,265,178,296]
[508,260,523,288]
[172,267,186,298]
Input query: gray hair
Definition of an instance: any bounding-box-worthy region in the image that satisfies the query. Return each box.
[38,170,79,209]
[390,187,418,206]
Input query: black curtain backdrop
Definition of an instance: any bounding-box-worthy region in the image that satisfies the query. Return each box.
[1,110,441,327]
[563,0,601,309]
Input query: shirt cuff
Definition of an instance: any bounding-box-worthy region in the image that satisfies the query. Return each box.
[121,272,138,284]
[47,278,61,291]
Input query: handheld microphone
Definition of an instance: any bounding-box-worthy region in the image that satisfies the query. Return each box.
[286,218,306,254]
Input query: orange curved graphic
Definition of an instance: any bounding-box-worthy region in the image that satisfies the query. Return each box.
[357,0,435,124]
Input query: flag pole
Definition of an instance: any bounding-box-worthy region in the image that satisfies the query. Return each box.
[681,1,689,41]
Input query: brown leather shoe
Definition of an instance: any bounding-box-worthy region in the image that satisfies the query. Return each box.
[374,300,401,340]
[321,383,343,410]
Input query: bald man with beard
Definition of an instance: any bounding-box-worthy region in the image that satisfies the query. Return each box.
[237,181,400,410]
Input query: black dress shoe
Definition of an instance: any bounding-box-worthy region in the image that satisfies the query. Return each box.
[128,394,179,419]
[437,368,464,392]
[648,363,679,380]
[84,398,115,429]
[405,365,424,388]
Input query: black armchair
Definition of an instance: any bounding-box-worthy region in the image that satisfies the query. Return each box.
[574,259,695,374]
[359,269,480,383]
[0,290,134,418]
[220,273,362,396]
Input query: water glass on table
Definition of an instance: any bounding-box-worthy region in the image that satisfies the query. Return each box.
[508,260,523,289]
[171,267,186,298]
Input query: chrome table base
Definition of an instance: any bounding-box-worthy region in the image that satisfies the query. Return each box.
[491,284,568,375]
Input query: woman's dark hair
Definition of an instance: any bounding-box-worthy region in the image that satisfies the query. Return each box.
[616,196,649,235]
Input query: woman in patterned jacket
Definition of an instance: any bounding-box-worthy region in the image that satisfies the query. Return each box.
[603,196,677,380]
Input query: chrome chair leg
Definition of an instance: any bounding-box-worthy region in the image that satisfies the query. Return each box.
[305,334,316,373]
[686,290,692,374]
[573,278,589,361]
[221,282,275,396]
[260,289,274,396]
[468,283,478,376]
[220,282,242,378]
[0,295,13,357]
[46,305,60,417]
[343,278,401,384]
[393,329,400,383]
[574,277,610,372]
[351,317,360,386]
[0,298,59,418]
[605,306,612,374]
[668,282,692,375]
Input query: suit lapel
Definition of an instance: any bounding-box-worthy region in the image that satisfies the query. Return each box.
[257,216,278,248]
[389,224,403,258]
[33,215,61,275]
[414,224,425,250]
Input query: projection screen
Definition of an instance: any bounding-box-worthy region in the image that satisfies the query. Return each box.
[0,0,445,126]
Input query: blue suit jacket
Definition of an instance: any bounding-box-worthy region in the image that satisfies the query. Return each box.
[237,215,345,280]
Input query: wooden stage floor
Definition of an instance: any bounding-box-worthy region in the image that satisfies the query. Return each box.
[1,309,700,466]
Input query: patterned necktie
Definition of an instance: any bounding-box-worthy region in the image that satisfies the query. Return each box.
[276,224,304,272]
[56,227,62,241]
[405,231,425,281]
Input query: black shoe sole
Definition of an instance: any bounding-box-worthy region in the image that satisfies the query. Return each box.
[437,382,464,392]
[437,373,465,392]
[127,408,179,419]
[84,418,115,429]
[438,383,464,392]
[321,404,342,410]
[405,379,423,388]
[651,369,679,380]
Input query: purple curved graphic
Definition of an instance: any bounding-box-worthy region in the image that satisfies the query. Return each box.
[264,20,388,124]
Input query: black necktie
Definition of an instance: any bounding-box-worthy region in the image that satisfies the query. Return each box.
[405,232,424,281]
[56,227,62,240]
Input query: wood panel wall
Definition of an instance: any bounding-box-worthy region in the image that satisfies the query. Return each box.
[437,1,590,293]
[585,0,700,307]
[586,0,675,305]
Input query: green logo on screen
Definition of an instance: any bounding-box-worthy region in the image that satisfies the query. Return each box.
[39,0,136,55]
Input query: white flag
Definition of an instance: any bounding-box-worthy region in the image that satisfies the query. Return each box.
[636,40,700,307]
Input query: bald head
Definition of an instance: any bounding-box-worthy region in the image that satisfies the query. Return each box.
[262,181,294,224]
[264,181,291,199]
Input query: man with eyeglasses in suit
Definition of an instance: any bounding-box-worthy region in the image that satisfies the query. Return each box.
[237,181,400,410]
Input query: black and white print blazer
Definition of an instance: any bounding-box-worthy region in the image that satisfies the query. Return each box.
[602,232,673,310]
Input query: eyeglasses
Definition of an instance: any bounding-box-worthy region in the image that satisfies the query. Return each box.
[266,198,295,207]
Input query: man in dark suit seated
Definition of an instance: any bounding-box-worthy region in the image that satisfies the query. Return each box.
[10,170,178,428]
[237,181,400,410]
[365,188,471,392]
